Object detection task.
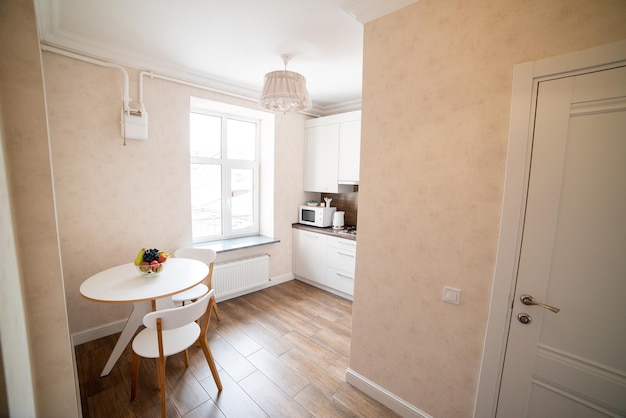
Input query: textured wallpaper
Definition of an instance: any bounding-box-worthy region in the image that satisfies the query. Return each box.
[1,0,79,416]
[42,54,310,335]
[350,0,626,416]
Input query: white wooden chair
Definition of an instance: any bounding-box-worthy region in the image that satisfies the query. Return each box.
[172,247,221,321]
[130,290,222,417]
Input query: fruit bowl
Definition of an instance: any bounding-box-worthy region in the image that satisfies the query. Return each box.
[135,261,165,276]
[133,248,171,277]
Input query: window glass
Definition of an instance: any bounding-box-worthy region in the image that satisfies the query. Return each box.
[231,168,254,230]
[190,113,221,158]
[227,118,256,160]
[189,110,259,242]
[190,163,222,238]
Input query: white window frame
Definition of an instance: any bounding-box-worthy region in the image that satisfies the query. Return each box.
[190,108,260,243]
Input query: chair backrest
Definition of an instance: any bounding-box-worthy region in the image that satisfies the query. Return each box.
[143,289,213,331]
[174,248,217,265]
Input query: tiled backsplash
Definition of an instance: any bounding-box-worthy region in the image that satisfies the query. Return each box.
[322,185,358,227]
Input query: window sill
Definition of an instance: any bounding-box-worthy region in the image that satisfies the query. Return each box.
[193,235,280,254]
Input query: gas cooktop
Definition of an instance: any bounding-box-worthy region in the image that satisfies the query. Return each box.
[337,226,357,236]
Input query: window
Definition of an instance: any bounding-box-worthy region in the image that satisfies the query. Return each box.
[190,110,260,242]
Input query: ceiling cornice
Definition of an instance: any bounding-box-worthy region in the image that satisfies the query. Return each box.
[341,0,419,23]
[33,0,402,116]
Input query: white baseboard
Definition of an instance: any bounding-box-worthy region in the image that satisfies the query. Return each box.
[72,319,126,346]
[71,274,296,345]
[294,276,354,301]
[345,368,433,418]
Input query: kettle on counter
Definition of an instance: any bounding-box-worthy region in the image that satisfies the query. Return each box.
[332,211,345,229]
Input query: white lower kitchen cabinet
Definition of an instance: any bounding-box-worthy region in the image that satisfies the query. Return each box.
[326,236,356,295]
[293,228,356,299]
[293,228,328,285]
[326,267,355,295]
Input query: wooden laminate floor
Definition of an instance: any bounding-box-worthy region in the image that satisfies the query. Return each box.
[75,280,400,418]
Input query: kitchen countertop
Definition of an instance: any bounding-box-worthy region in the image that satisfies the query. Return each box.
[292,223,356,241]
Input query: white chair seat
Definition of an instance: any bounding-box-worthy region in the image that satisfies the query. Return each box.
[172,284,209,304]
[132,322,200,358]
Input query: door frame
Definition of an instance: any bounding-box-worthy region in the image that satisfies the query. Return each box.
[474,39,626,418]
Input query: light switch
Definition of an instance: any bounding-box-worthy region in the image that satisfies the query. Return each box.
[443,286,461,304]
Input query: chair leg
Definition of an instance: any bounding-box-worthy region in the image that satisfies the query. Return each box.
[183,348,189,368]
[156,356,167,418]
[211,295,221,321]
[130,353,140,401]
[199,338,223,391]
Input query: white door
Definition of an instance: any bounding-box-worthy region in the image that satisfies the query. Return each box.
[497,66,626,417]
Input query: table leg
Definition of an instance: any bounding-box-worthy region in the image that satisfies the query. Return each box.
[155,297,176,310]
[100,300,151,377]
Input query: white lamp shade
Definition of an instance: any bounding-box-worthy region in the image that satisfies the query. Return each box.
[259,70,312,113]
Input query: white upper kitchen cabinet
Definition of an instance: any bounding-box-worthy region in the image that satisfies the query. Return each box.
[304,110,361,192]
[338,118,361,184]
[304,123,342,192]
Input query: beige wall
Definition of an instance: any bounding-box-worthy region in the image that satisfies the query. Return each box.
[42,53,310,335]
[7,0,625,415]
[0,0,79,416]
[351,0,626,416]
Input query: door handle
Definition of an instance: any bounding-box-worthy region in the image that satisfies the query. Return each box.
[520,294,560,313]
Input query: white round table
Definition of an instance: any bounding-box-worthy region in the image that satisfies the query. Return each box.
[80,258,209,376]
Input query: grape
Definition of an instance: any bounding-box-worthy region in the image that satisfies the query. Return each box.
[143,248,161,263]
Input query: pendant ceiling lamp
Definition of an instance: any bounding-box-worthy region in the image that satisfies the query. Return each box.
[259,54,312,113]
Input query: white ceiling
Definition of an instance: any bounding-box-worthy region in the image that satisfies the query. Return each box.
[34,0,417,115]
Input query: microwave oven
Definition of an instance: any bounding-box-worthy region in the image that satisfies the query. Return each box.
[299,206,336,227]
